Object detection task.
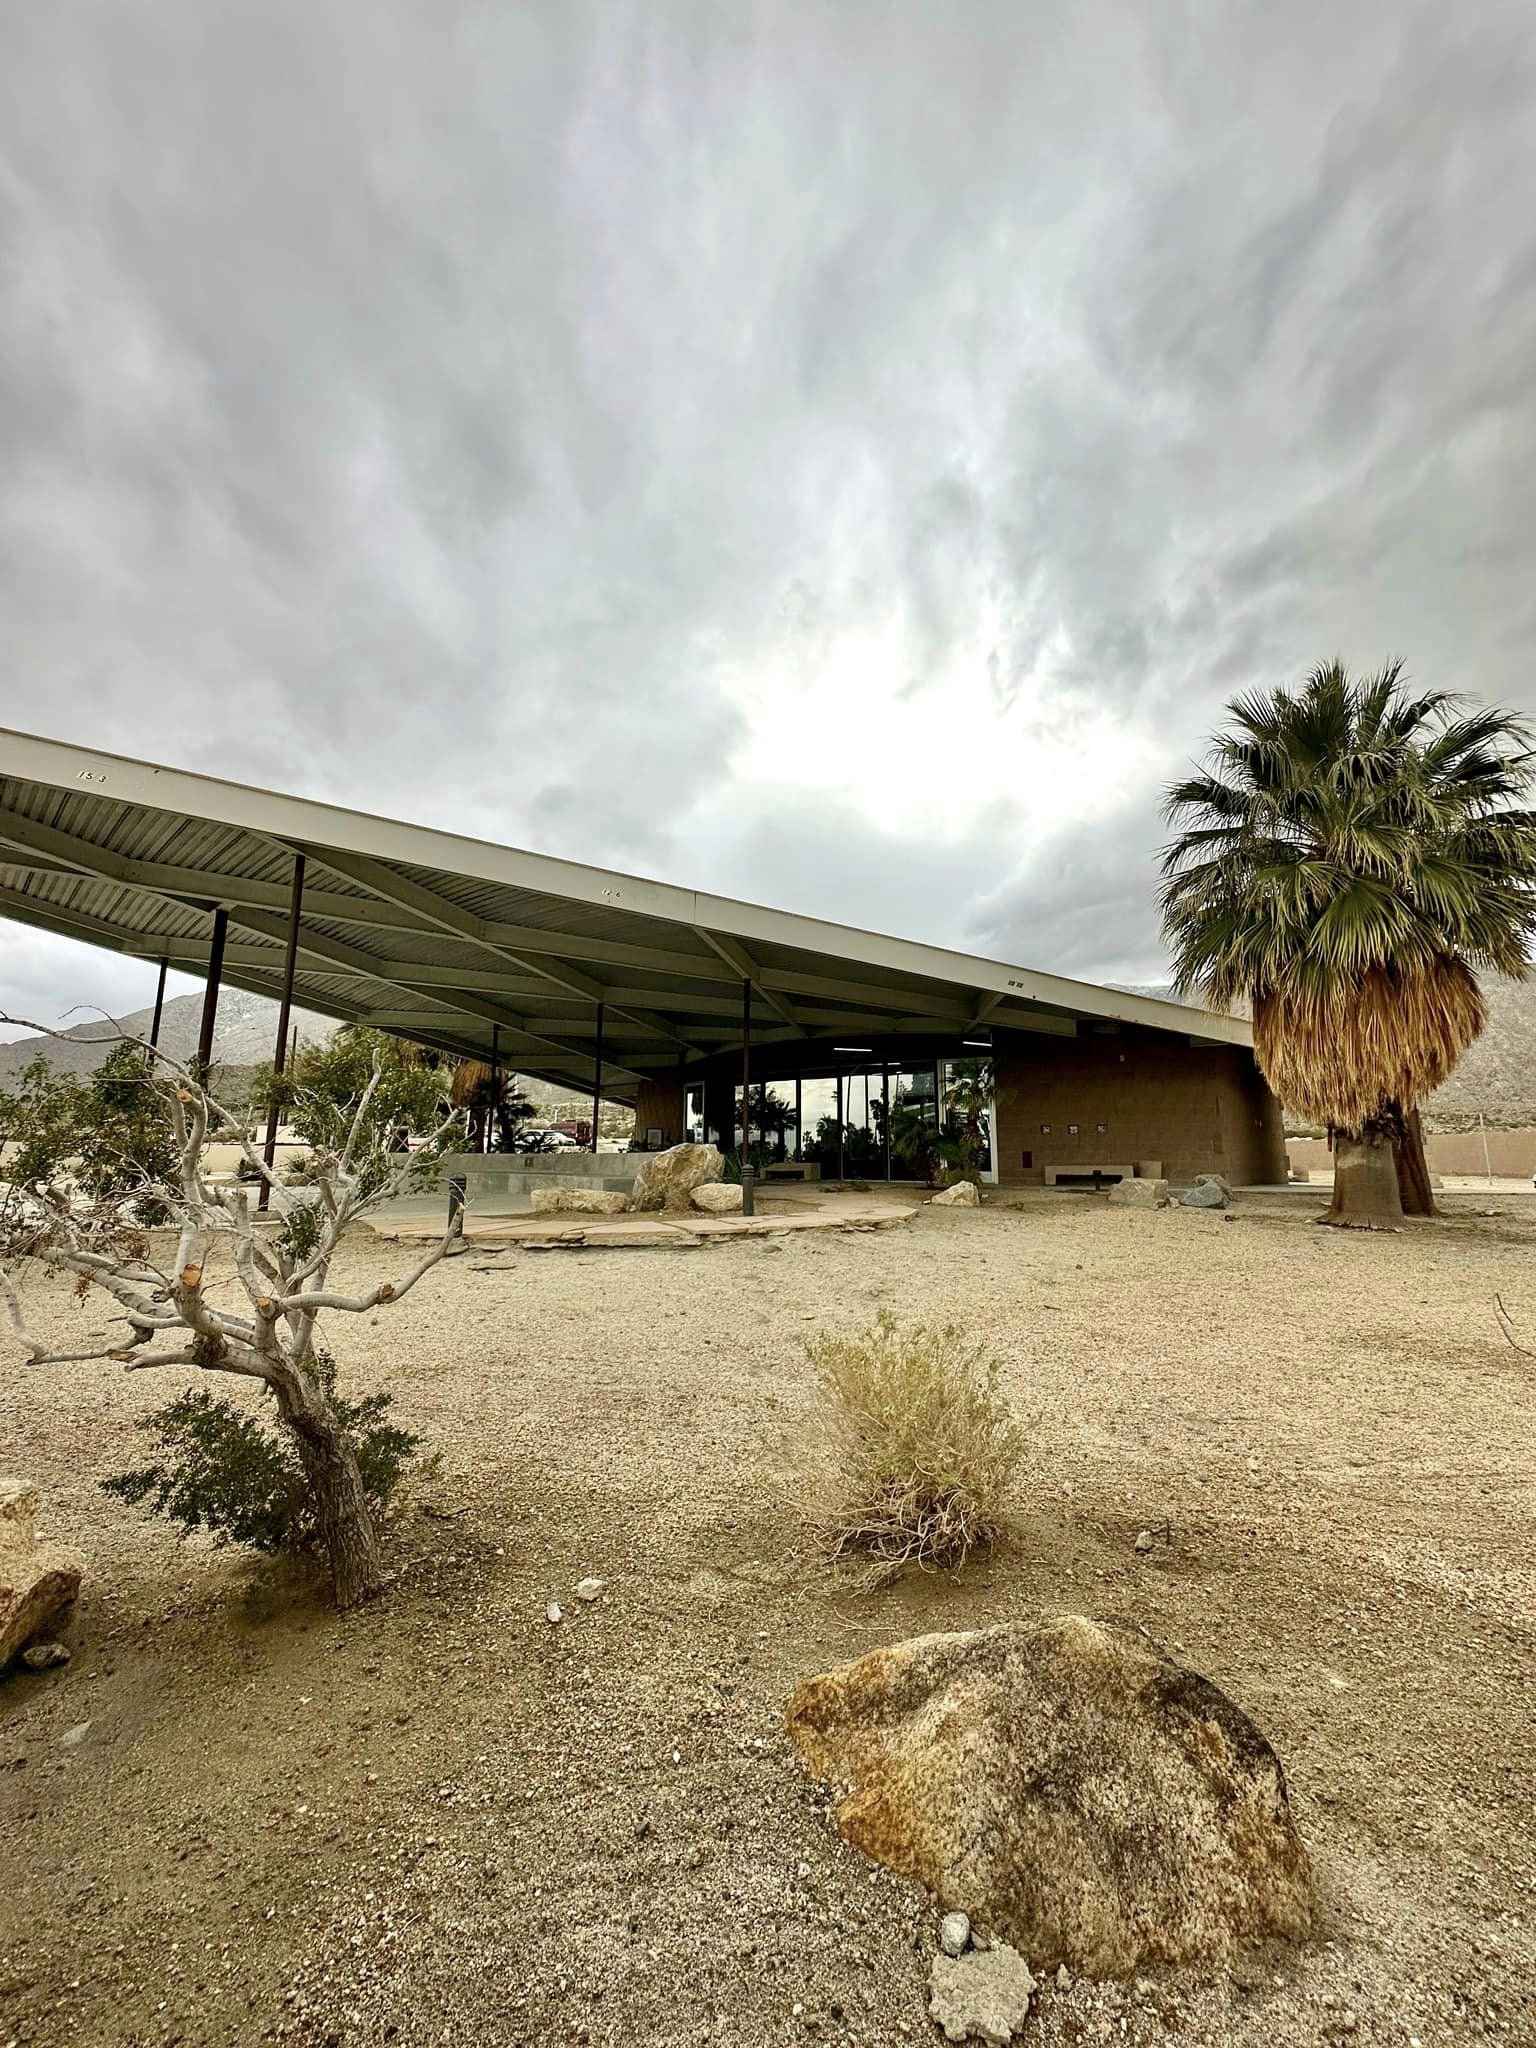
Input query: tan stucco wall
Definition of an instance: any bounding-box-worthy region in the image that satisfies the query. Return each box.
[1288,1128,1536,1178]
[993,1026,1287,1188]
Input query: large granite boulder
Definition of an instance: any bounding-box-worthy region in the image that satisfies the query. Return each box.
[1,1479,83,1672]
[786,1616,1311,1978]
[630,1142,725,1214]
[930,1181,980,1208]
[1181,1177,1230,1210]
[690,1182,744,1214]
[529,1187,630,1215]
[1107,1177,1169,1209]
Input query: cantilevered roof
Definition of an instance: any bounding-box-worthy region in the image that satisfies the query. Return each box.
[0,729,1249,1100]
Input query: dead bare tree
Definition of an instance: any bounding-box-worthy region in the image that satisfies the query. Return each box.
[0,1021,464,1607]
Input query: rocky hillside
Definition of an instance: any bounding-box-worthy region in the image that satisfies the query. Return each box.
[0,988,338,1080]
[0,989,580,1112]
[1126,977,1536,1129]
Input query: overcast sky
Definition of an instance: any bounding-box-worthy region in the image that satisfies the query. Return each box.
[3,1,1535,1030]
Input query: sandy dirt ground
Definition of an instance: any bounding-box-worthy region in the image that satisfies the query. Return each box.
[2,1189,1533,2048]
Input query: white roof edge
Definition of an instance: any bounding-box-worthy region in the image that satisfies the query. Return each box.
[0,727,1250,1050]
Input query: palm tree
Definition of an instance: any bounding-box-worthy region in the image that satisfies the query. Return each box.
[1160,663,1536,1227]
[943,1059,1001,1181]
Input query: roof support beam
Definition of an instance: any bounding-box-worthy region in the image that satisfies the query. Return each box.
[692,927,806,1035]
[0,810,641,1084]
[305,844,700,1055]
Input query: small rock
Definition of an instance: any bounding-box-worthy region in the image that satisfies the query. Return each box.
[1134,1530,1155,1555]
[1180,1179,1229,1210]
[930,1944,1036,2045]
[1106,1177,1169,1210]
[59,1720,91,1747]
[21,1641,69,1670]
[930,1181,980,1208]
[690,1182,744,1214]
[575,1577,605,1602]
[1055,1965,1072,1992]
[546,1602,563,1625]
[940,1910,972,1957]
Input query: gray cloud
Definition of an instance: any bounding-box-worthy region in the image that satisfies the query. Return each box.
[3,1,1536,1026]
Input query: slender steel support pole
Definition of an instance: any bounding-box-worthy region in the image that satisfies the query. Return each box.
[739,976,754,1216]
[836,1072,845,1182]
[488,1022,500,1155]
[794,1076,802,1163]
[882,1061,891,1181]
[590,1001,605,1152]
[258,854,306,1211]
[195,908,228,1082]
[148,956,169,1051]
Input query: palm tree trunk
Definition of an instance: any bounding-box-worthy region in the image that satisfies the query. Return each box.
[1324,1130,1404,1228]
[1394,1108,1439,1217]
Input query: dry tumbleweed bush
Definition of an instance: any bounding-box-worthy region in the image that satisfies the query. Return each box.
[807,1310,1025,1579]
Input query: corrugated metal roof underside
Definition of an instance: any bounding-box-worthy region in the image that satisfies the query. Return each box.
[0,741,1248,1101]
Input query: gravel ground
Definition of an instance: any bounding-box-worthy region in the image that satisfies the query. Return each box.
[2,1190,1534,2047]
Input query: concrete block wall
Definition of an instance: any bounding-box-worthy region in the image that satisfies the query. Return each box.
[414,1150,642,1214]
[992,1025,1287,1189]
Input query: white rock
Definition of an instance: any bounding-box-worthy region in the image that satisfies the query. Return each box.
[1134,1530,1155,1554]
[940,1910,972,1956]
[545,1601,563,1625]
[690,1182,744,1214]
[630,1142,725,1214]
[930,1181,980,1208]
[930,1944,1037,2045]
[575,1577,605,1602]
[59,1720,91,1747]
[1107,1177,1170,1209]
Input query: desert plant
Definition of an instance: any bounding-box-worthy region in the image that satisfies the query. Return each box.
[0,1021,465,1607]
[255,1028,450,1187]
[807,1310,1025,1580]
[0,1045,177,1220]
[1162,664,1536,1226]
[102,1350,417,1556]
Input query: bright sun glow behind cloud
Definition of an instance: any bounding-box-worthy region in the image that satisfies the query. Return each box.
[712,611,1158,840]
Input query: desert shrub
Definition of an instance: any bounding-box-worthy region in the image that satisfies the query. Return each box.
[102,1353,419,1555]
[807,1310,1024,1578]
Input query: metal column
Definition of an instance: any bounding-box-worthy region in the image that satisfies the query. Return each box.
[881,1061,891,1181]
[488,1022,500,1155]
[195,908,228,1082]
[739,976,754,1216]
[258,853,305,1211]
[794,1076,802,1162]
[836,1072,845,1182]
[590,1001,605,1152]
[148,956,169,1051]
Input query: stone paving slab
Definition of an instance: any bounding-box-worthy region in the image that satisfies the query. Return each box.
[366,1190,920,1248]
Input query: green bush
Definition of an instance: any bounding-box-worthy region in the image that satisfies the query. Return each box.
[102,1355,419,1555]
[807,1310,1024,1578]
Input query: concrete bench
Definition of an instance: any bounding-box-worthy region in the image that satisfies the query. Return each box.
[1043,1162,1134,1186]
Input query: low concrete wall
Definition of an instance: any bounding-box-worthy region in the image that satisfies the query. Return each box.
[416,1150,641,1214]
[1287,1129,1536,1179]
